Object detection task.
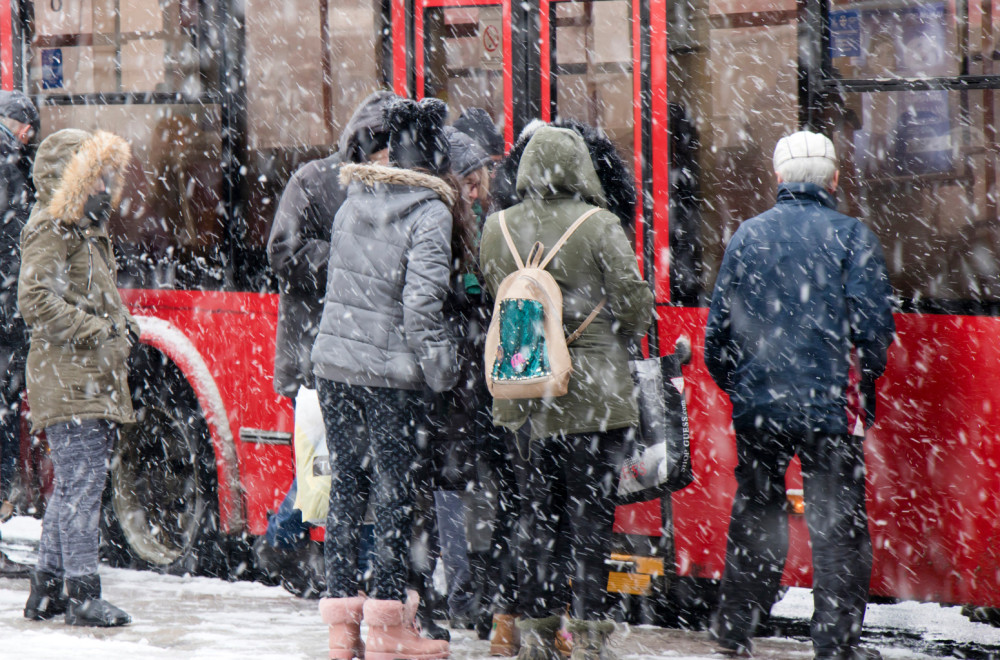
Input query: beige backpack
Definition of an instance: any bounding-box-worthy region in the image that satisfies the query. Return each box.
[484,209,607,400]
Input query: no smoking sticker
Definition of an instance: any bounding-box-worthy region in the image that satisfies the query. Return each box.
[482,23,500,53]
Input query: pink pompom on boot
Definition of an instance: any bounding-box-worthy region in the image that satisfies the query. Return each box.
[364,598,449,660]
[320,596,366,660]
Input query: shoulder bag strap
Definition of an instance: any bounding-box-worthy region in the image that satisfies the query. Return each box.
[498,210,525,270]
[539,207,602,270]
[566,297,607,345]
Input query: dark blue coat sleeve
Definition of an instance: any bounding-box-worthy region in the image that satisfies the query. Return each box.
[845,223,895,381]
[704,231,741,394]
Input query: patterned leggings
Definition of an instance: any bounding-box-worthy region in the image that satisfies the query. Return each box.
[317,379,420,602]
[37,419,114,578]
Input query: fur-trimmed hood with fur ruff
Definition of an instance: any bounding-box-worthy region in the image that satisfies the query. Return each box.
[32,129,131,226]
[339,162,457,208]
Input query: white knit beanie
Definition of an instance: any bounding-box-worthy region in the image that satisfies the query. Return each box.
[773,131,837,171]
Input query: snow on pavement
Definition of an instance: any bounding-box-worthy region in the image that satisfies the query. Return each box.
[3,516,1000,659]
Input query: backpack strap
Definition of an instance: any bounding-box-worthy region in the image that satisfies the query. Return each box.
[539,208,602,269]
[566,297,608,345]
[498,211,525,270]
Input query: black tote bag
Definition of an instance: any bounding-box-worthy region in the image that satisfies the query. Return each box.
[617,338,693,504]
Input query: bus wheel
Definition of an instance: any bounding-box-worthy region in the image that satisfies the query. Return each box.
[101,345,225,577]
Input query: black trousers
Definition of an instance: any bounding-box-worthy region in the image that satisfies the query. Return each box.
[477,429,521,614]
[318,379,420,601]
[517,428,626,620]
[0,344,25,503]
[713,427,873,657]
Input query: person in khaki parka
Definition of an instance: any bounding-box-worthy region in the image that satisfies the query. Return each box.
[479,125,654,660]
[19,128,138,628]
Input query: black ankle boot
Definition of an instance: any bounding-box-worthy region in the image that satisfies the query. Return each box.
[65,574,131,627]
[416,592,450,641]
[24,569,68,620]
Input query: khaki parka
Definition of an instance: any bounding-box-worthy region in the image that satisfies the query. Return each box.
[479,126,655,441]
[17,129,138,432]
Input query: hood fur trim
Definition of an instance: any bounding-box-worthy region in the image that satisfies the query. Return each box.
[339,162,456,207]
[48,130,131,226]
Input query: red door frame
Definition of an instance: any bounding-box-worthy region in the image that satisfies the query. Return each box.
[1,0,14,91]
[402,0,516,149]
[535,0,670,299]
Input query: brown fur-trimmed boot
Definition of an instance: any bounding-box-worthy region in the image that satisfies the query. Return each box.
[319,596,366,660]
[490,613,520,656]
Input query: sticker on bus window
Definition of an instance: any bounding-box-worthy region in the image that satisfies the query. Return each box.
[829,10,861,59]
[42,49,63,90]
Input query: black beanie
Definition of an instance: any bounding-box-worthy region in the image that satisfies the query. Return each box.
[453,107,504,157]
[385,98,451,175]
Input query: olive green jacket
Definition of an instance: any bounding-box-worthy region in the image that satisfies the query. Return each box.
[479,126,654,440]
[18,129,138,432]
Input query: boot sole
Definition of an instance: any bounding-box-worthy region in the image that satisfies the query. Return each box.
[364,651,449,660]
[329,649,364,660]
[65,614,131,627]
[490,646,519,657]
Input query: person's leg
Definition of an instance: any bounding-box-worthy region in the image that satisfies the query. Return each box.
[26,421,73,621]
[51,420,114,579]
[485,431,521,615]
[0,350,20,510]
[517,434,567,620]
[364,387,420,602]
[564,429,627,621]
[318,379,370,598]
[434,489,476,621]
[361,387,448,660]
[711,427,795,653]
[800,432,873,658]
[36,423,71,577]
[48,420,130,627]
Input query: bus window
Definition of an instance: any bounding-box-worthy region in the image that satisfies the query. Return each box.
[421,6,506,131]
[551,0,634,167]
[30,0,208,96]
[28,1,226,290]
[818,0,1000,309]
[241,0,390,290]
[667,0,799,303]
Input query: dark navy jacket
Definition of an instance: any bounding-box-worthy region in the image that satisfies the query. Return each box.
[0,123,32,348]
[704,182,895,434]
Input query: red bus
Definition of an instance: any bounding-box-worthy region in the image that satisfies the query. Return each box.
[4,0,1000,625]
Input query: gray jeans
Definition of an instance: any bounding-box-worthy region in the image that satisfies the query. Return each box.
[37,419,114,578]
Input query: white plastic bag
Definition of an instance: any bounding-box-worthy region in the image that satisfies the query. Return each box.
[292,387,330,525]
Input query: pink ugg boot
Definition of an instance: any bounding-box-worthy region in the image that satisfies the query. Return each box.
[404,589,420,633]
[364,598,449,660]
[320,596,366,660]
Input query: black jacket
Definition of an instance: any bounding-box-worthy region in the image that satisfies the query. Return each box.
[0,124,33,349]
[704,182,896,434]
[267,91,396,398]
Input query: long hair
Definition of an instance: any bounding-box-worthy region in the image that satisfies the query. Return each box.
[442,170,478,275]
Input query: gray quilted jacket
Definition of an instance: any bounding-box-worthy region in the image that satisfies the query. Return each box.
[311,163,460,393]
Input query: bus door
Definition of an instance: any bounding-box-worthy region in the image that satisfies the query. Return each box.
[409,0,514,147]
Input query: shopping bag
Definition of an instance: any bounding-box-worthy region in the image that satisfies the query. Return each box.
[292,387,331,525]
[617,339,693,504]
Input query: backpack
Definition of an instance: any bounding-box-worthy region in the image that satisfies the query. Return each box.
[484,208,607,400]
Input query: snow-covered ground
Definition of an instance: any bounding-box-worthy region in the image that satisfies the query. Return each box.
[3,516,1000,659]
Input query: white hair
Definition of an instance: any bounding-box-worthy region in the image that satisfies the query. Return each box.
[773,131,838,188]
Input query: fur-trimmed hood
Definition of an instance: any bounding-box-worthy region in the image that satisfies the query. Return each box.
[339,162,457,207]
[32,129,131,226]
